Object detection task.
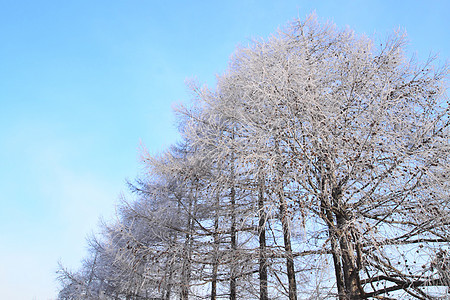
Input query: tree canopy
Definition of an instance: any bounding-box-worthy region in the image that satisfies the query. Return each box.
[58,15,449,300]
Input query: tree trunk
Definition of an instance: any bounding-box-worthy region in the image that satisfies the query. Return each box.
[279,197,297,300]
[336,215,361,300]
[211,191,220,300]
[180,184,197,300]
[230,180,237,300]
[258,171,268,300]
[322,170,362,300]
[180,232,191,300]
[229,148,237,300]
[163,236,176,300]
[324,207,346,299]
[319,160,346,299]
[275,139,297,300]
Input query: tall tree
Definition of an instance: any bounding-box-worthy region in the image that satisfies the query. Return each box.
[58,14,448,300]
[215,15,449,299]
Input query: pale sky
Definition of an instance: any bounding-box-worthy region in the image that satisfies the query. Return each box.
[0,1,448,299]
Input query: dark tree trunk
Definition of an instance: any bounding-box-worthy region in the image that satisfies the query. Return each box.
[321,170,362,300]
[230,183,237,300]
[320,161,346,299]
[324,206,346,299]
[336,214,362,300]
[180,231,191,300]
[275,139,297,300]
[211,192,220,300]
[279,197,297,300]
[229,150,237,300]
[258,171,268,300]
[164,242,175,300]
[180,184,197,300]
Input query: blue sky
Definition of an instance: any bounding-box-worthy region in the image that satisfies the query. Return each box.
[0,1,448,299]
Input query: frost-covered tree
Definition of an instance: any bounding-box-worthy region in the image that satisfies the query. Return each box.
[205,15,449,299]
[58,14,448,300]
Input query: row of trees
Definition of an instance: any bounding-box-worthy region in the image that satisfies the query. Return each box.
[58,15,449,299]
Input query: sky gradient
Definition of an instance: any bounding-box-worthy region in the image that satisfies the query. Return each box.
[0,1,449,299]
